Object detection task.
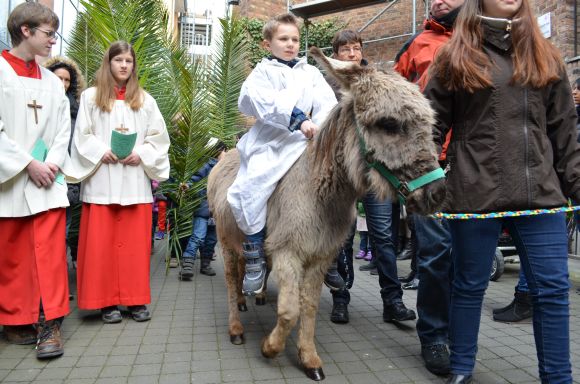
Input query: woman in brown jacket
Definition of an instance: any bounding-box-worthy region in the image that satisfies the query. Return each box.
[424,0,579,382]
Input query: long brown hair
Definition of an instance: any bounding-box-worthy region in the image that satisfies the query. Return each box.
[429,0,563,92]
[94,41,143,112]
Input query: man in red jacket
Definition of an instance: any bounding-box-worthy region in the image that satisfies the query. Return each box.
[393,0,464,377]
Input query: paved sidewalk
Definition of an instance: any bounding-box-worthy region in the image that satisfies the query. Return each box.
[1,239,579,384]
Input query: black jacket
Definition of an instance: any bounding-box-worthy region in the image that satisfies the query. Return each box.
[424,19,580,213]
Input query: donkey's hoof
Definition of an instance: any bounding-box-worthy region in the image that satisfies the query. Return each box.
[255,297,266,306]
[238,303,248,312]
[305,367,325,381]
[230,334,245,345]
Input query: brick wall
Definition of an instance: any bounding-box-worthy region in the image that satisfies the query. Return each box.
[236,0,579,79]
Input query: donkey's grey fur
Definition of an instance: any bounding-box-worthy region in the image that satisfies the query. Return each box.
[207,47,446,380]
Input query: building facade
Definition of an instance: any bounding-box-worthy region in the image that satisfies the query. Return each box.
[234,0,580,80]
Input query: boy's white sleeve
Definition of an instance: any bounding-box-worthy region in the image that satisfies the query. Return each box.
[238,64,302,130]
[310,69,338,126]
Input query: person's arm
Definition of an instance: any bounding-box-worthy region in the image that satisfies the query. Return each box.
[73,89,110,166]
[238,63,303,131]
[422,74,454,155]
[132,95,170,181]
[546,74,580,202]
[0,116,35,184]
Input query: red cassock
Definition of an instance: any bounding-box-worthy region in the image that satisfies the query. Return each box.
[0,209,70,325]
[76,203,152,310]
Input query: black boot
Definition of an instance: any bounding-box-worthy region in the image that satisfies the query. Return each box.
[324,261,345,291]
[330,302,349,324]
[179,258,195,280]
[493,291,532,322]
[383,301,416,322]
[397,231,416,260]
[200,258,216,276]
[242,242,267,296]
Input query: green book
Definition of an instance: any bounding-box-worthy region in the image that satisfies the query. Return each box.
[111,130,137,159]
[31,138,65,185]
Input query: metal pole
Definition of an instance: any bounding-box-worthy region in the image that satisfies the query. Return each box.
[358,0,400,33]
[60,0,64,55]
[304,19,309,59]
[412,0,416,35]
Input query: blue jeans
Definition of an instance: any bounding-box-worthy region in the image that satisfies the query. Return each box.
[333,225,356,305]
[183,217,209,260]
[448,213,571,382]
[413,214,452,347]
[199,223,217,260]
[362,194,401,304]
[359,231,369,253]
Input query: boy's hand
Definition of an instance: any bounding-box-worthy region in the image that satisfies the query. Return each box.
[27,159,56,188]
[119,152,141,166]
[300,120,318,139]
[102,150,119,164]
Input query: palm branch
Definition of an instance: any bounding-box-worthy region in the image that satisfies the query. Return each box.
[66,0,248,268]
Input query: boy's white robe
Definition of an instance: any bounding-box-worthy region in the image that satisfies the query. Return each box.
[71,87,170,204]
[0,57,71,217]
[227,57,337,235]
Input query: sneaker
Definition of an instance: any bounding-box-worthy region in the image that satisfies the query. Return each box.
[129,305,151,322]
[421,344,450,376]
[355,250,366,259]
[402,277,420,290]
[364,250,373,261]
[36,320,64,359]
[179,258,195,280]
[101,306,122,324]
[242,242,267,296]
[168,257,179,268]
[154,230,165,240]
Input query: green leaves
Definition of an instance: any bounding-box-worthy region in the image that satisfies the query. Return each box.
[67,0,248,267]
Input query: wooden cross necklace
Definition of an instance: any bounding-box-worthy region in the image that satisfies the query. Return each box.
[27,99,43,124]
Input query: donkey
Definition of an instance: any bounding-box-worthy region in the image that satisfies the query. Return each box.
[206,47,446,381]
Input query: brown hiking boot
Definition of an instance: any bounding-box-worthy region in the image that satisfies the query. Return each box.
[3,325,37,345]
[36,320,64,359]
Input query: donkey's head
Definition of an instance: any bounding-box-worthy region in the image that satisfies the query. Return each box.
[310,47,446,215]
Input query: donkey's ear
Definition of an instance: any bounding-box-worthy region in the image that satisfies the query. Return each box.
[309,47,362,91]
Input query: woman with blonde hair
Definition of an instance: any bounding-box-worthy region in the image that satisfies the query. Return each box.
[71,41,170,324]
[424,0,578,382]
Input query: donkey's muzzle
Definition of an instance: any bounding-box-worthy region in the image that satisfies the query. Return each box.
[405,177,446,216]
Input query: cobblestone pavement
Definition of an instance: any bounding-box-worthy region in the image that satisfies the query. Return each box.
[1,239,579,384]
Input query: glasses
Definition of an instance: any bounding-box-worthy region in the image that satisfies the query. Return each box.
[338,46,362,54]
[33,27,58,41]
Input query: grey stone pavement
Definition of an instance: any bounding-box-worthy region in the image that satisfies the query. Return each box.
[1,239,580,384]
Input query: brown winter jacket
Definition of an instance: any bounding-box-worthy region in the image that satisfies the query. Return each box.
[424,20,580,213]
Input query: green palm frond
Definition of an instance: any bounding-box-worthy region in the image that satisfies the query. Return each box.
[67,0,248,269]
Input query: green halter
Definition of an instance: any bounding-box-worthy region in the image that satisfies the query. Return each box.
[356,122,446,204]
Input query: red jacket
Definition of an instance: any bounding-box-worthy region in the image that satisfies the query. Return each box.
[394,18,453,160]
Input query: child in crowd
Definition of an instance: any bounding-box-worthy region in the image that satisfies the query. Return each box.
[0,2,71,359]
[71,41,170,324]
[355,201,372,261]
[179,139,227,280]
[227,13,337,295]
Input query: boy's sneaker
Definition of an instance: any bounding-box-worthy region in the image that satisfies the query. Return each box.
[364,250,373,261]
[179,258,195,280]
[242,242,267,296]
[154,230,165,240]
[421,344,450,376]
[355,250,366,259]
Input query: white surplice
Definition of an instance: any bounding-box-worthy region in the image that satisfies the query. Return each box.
[227,57,337,235]
[72,87,170,205]
[0,57,71,217]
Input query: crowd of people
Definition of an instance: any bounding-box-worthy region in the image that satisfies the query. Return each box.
[0,1,578,383]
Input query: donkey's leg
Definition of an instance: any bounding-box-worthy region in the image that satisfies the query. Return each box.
[261,253,302,358]
[222,246,246,345]
[297,265,326,381]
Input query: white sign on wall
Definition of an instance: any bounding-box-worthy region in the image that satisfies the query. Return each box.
[537,12,551,38]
